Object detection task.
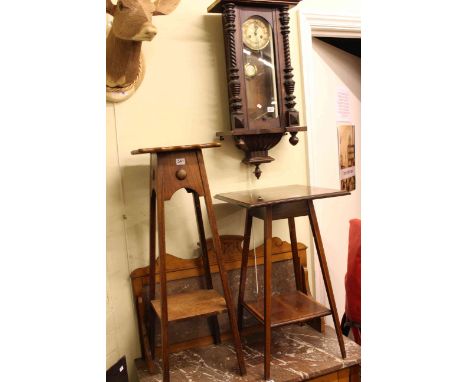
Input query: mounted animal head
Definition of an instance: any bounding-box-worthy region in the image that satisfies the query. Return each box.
[106,0,181,102]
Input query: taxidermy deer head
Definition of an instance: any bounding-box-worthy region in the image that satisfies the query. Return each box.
[106,0,181,102]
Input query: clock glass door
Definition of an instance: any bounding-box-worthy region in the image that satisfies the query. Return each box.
[241,16,279,127]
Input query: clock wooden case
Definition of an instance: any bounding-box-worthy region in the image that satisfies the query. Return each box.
[208,0,306,178]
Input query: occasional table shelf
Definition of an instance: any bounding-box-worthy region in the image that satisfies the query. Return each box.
[151,289,227,323]
[244,291,331,328]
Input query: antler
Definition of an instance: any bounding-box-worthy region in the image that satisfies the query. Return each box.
[106,0,116,15]
[153,0,181,16]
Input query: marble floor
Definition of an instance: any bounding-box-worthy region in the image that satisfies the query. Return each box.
[135,324,361,382]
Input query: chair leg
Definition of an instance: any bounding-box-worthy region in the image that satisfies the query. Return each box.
[288,217,304,292]
[263,206,273,380]
[192,191,221,345]
[307,200,346,359]
[137,297,156,374]
[238,211,253,332]
[341,313,350,337]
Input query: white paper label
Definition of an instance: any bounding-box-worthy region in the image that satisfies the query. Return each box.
[175,158,185,166]
[340,166,355,180]
[267,106,275,113]
[336,87,352,123]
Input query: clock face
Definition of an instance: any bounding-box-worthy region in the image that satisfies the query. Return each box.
[242,17,270,51]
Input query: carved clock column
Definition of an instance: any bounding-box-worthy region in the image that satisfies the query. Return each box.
[223,3,245,130]
[279,5,300,145]
[208,0,306,178]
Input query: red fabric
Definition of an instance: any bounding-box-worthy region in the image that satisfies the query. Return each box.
[344,219,361,344]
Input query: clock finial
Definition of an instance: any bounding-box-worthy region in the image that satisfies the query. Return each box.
[254,164,262,179]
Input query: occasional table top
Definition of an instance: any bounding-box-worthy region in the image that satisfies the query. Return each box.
[131,142,221,155]
[215,185,350,209]
[135,324,361,382]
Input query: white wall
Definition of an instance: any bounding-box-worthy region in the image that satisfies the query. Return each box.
[299,0,360,15]
[309,37,361,321]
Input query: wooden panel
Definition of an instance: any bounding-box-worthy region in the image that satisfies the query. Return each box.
[306,368,350,382]
[151,289,227,322]
[244,290,331,327]
[156,150,206,200]
[306,371,340,382]
[337,368,351,382]
[349,365,361,382]
[215,185,350,208]
[249,200,309,220]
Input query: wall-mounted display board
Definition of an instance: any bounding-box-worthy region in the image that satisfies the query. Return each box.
[338,124,356,191]
[208,0,306,178]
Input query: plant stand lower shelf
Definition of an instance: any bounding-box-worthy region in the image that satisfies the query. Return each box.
[151,289,228,323]
[134,324,361,382]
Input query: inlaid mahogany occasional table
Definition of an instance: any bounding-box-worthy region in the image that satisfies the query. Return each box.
[131,143,246,381]
[215,185,350,380]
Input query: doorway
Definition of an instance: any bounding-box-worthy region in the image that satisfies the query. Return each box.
[298,11,361,323]
[310,36,361,322]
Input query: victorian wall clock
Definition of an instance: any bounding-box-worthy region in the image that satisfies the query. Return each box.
[208,0,306,178]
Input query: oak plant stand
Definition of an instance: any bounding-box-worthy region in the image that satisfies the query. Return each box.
[215,185,350,380]
[131,143,246,381]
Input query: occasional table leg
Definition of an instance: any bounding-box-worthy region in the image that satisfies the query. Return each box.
[197,150,246,375]
[288,217,303,292]
[238,211,253,332]
[156,188,170,381]
[192,192,221,345]
[205,205,247,375]
[307,200,347,359]
[264,206,273,380]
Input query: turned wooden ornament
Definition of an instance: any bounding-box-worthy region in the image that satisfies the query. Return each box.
[106,0,181,103]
